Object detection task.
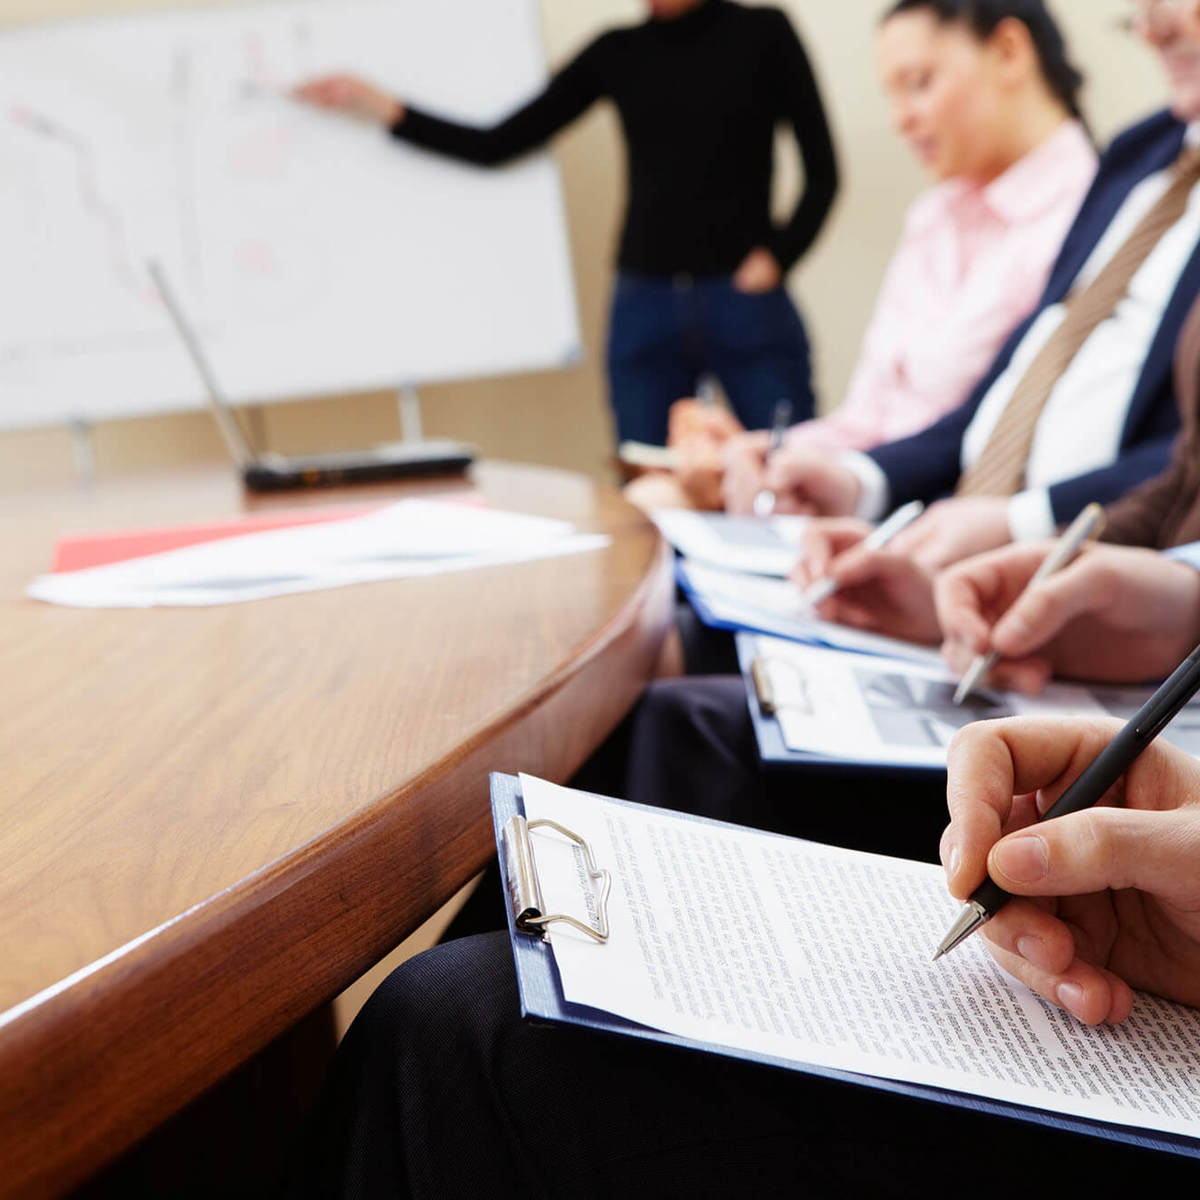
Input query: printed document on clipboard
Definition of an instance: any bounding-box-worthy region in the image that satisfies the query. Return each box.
[737,634,1200,770]
[492,772,1200,1160]
[678,559,942,667]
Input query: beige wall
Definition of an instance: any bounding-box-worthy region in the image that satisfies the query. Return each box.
[0,0,1169,490]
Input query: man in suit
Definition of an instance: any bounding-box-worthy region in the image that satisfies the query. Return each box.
[725,1,1200,575]
[789,277,1200,649]
[1101,279,1200,549]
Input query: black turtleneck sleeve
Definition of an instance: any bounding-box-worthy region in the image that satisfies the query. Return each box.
[384,2,838,278]
[762,10,838,271]
[389,34,612,167]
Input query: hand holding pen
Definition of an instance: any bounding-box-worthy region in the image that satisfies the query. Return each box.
[951,503,1106,705]
[934,709,1200,1024]
[937,541,1200,694]
[751,400,794,517]
[935,641,1200,972]
[798,501,926,608]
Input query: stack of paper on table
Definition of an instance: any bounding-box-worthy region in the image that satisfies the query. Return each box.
[29,500,609,608]
[502,773,1200,1157]
[740,634,1200,769]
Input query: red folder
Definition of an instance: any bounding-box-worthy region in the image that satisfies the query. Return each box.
[51,491,491,573]
[51,505,382,573]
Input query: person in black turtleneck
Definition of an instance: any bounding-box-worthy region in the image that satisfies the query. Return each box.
[295,0,837,448]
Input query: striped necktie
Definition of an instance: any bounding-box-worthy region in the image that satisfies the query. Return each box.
[957,145,1200,498]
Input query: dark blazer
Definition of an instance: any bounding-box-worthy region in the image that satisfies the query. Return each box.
[866,110,1193,524]
[1103,290,1200,549]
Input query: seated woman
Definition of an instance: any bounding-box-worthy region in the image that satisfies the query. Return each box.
[629,0,1096,512]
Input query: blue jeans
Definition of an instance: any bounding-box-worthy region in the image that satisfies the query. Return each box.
[606,273,816,445]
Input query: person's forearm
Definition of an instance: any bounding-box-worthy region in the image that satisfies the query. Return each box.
[1046,435,1176,529]
[768,154,836,271]
[390,37,604,167]
[866,412,969,513]
[390,106,522,166]
[768,18,837,269]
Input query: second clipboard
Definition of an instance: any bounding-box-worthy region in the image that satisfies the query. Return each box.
[736,632,946,775]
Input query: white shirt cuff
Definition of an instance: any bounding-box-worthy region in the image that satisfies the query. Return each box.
[841,451,889,521]
[1007,489,1056,541]
[1166,542,1200,572]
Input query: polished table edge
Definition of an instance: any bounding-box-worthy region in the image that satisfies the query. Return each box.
[0,524,674,1198]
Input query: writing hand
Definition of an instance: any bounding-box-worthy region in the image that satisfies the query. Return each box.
[888,496,1012,572]
[792,518,939,642]
[941,717,1200,1025]
[724,445,860,517]
[668,400,743,510]
[936,543,1200,692]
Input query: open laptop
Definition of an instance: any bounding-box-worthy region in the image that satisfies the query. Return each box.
[148,261,476,493]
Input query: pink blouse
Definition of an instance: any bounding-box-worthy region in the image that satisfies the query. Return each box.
[786,119,1097,454]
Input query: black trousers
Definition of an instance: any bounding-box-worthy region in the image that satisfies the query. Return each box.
[625,607,949,859]
[621,674,950,861]
[296,932,1191,1199]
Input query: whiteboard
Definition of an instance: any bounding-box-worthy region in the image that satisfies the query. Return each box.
[0,0,582,430]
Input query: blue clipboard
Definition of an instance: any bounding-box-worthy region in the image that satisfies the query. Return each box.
[676,558,840,648]
[676,559,937,664]
[491,772,1200,1160]
[676,558,794,641]
[734,632,945,775]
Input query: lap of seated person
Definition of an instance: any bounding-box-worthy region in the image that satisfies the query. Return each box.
[627,674,947,860]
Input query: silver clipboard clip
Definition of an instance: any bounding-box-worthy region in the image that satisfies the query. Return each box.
[501,814,611,943]
[751,654,812,718]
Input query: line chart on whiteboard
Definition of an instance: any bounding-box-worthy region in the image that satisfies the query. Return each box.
[0,0,580,429]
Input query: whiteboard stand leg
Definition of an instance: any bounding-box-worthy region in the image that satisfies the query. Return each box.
[387,384,476,477]
[397,385,424,443]
[247,405,268,451]
[69,419,97,484]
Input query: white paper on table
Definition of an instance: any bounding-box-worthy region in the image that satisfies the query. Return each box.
[28,500,609,608]
[518,773,1200,1143]
[679,560,943,667]
[652,510,809,577]
[752,637,1107,768]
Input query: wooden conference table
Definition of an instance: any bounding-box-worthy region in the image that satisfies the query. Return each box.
[0,461,673,1197]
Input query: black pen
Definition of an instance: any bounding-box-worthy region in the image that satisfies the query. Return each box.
[934,640,1200,961]
[751,399,794,518]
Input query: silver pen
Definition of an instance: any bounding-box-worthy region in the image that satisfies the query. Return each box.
[800,500,926,608]
[751,400,794,518]
[952,503,1107,706]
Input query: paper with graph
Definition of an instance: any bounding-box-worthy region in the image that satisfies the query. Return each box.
[0,0,581,428]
